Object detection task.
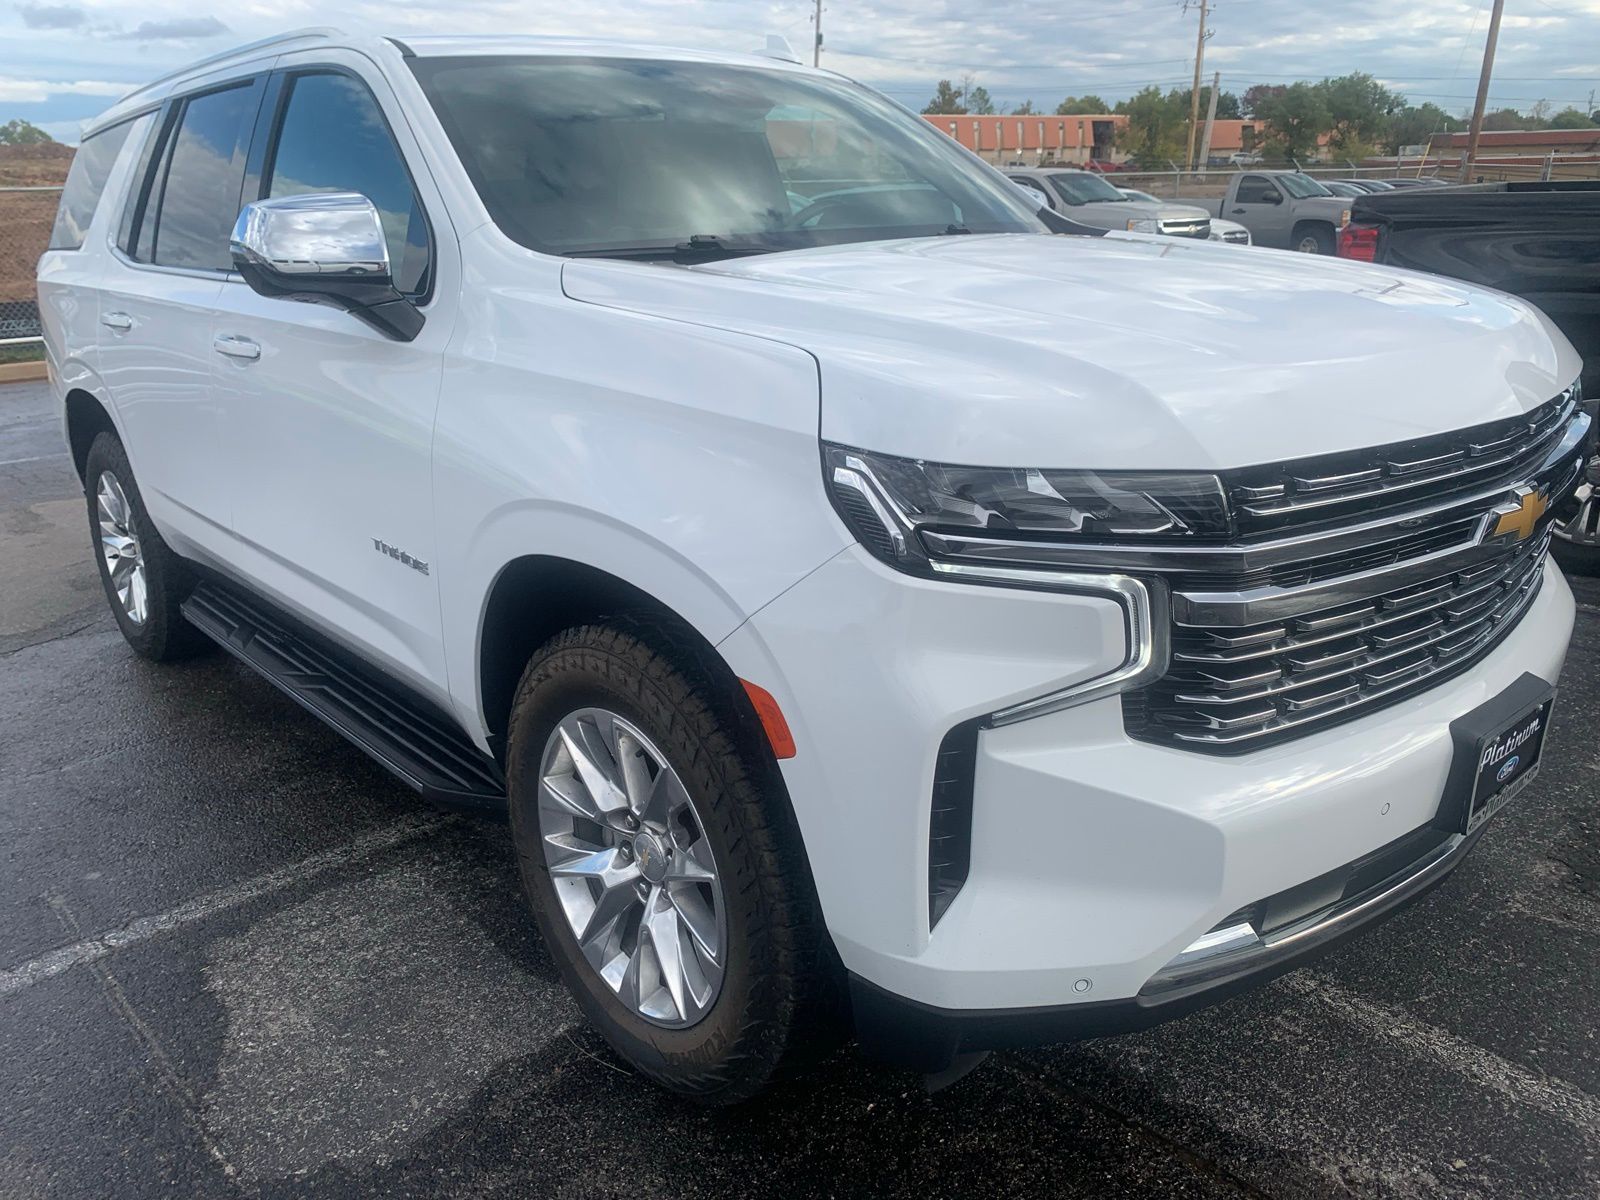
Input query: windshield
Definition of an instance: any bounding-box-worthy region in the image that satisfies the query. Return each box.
[1278,174,1333,198]
[408,56,1046,257]
[1047,172,1127,205]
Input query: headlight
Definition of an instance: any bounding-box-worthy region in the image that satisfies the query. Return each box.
[824,443,1229,579]
[1126,218,1161,233]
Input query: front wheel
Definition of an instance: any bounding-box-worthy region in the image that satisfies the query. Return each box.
[1552,467,1600,576]
[506,621,837,1103]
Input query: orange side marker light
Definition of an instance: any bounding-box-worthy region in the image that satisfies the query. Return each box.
[740,678,797,760]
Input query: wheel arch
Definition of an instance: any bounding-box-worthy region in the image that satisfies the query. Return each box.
[1291,218,1336,251]
[64,386,119,482]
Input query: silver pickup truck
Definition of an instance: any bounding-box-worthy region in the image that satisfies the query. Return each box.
[1008,167,1213,239]
[1179,171,1352,254]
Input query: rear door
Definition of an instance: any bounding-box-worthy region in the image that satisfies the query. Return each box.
[1229,174,1292,248]
[96,75,265,552]
[208,54,457,699]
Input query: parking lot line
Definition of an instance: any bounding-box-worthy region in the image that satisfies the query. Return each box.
[1282,972,1600,1137]
[0,814,451,1000]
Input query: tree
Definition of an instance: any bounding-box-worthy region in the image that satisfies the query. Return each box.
[923,79,967,115]
[1483,107,1532,131]
[1172,86,1242,121]
[1251,82,1330,161]
[1549,107,1599,129]
[1055,94,1110,115]
[1241,84,1286,119]
[1012,100,1037,116]
[1530,98,1552,125]
[1385,103,1464,153]
[966,85,996,116]
[1116,85,1186,167]
[0,119,54,145]
[1319,72,1402,153]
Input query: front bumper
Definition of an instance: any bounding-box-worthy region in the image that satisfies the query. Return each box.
[720,548,1574,1052]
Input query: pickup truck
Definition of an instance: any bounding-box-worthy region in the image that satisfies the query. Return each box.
[1338,180,1600,572]
[1180,170,1352,253]
[1008,167,1212,238]
[40,29,1586,1102]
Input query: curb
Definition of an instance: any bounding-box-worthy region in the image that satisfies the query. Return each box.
[0,361,48,384]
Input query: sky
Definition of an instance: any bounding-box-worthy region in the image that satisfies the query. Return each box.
[3,0,1599,143]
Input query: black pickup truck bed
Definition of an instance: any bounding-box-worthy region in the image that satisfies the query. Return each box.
[1341,180,1600,394]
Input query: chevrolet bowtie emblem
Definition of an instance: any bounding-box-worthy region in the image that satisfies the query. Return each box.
[1488,487,1548,544]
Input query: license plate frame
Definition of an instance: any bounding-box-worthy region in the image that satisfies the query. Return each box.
[1438,673,1556,836]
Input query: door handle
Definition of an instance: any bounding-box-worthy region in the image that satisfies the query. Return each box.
[213,335,261,361]
[100,311,133,332]
[1231,207,1247,215]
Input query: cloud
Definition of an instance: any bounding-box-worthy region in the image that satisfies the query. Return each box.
[16,2,86,28]
[0,76,129,101]
[113,16,229,40]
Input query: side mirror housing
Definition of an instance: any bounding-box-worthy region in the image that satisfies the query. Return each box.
[230,193,423,342]
[1264,191,1283,205]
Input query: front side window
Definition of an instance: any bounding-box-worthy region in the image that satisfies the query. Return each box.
[1046,172,1126,206]
[409,56,1045,258]
[49,120,134,250]
[1235,175,1279,204]
[146,82,258,270]
[264,72,431,297]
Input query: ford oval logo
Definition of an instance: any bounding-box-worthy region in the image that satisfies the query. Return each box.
[1496,755,1520,784]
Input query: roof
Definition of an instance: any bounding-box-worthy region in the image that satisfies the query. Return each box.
[83,27,819,138]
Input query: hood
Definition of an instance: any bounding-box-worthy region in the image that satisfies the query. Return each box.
[561,232,1578,471]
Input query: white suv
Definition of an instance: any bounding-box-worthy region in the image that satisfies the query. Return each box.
[39,30,1588,1102]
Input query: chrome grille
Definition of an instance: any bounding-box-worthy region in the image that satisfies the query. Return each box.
[1125,528,1551,750]
[1160,218,1212,239]
[1122,387,1589,754]
[1226,387,1579,535]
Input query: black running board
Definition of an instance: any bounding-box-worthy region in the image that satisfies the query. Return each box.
[183,580,506,811]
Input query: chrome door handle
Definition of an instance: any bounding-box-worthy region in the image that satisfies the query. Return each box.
[100,311,133,332]
[213,335,261,361]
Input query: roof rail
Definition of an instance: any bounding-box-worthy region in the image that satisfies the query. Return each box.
[115,26,345,105]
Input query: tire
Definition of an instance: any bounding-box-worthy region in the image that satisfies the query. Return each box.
[1293,224,1335,254]
[506,620,837,1104]
[83,431,209,661]
[1552,469,1600,576]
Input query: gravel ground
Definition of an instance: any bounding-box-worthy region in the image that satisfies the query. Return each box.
[3,378,1598,1199]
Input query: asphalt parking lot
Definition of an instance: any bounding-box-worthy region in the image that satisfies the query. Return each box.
[2,376,1599,1199]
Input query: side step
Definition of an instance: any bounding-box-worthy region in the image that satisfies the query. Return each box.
[182,580,506,811]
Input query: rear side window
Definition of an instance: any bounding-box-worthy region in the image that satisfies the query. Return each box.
[262,72,431,297]
[49,120,134,250]
[128,81,259,271]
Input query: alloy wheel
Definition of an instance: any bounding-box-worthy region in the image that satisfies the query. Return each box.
[97,471,148,625]
[537,708,726,1027]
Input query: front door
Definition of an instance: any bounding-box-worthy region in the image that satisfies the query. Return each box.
[210,57,458,700]
[1228,174,1292,248]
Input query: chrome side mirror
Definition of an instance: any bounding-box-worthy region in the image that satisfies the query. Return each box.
[230,193,422,341]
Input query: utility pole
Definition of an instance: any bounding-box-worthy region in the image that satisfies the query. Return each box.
[1198,69,1221,170]
[1184,0,1212,174]
[1459,0,1506,182]
[813,0,823,68]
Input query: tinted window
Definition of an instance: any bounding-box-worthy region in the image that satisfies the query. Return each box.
[1235,175,1279,204]
[49,120,134,250]
[410,56,1043,257]
[1279,173,1332,198]
[1047,172,1126,206]
[150,83,257,271]
[265,72,430,296]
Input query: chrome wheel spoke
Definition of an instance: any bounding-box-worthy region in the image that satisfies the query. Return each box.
[536,706,726,1029]
[95,471,147,627]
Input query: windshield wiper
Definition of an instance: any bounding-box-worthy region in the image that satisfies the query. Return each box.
[565,235,778,264]
[942,223,974,235]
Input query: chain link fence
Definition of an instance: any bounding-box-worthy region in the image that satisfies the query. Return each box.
[1,186,61,346]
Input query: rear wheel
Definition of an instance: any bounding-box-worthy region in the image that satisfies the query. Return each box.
[1293,224,1335,255]
[506,621,837,1103]
[83,432,209,661]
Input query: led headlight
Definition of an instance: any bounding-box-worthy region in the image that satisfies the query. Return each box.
[1126,218,1161,233]
[824,443,1229,578]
